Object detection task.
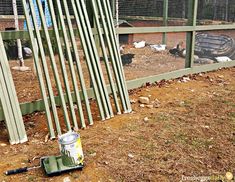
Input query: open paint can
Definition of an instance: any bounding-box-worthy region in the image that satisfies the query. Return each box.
[59,132,84,166]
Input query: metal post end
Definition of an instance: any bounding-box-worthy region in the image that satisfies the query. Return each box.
[89,123,94,126]
[19,136,28,143]
[110,114,114,118]
[123,110,129,114]
[9,140,17,145]
[106,116,111,120]
[117,112,122,115]
[127,109,133,113]
[50,135,56,140]
[73,127,79,132]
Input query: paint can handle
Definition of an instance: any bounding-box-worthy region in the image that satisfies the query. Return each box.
[5,167,28,175]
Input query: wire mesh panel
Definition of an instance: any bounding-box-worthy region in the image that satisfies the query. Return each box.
[119,0,163,17]
[0,0,23,15]
[197,0,235,23]
[118,0,235,27]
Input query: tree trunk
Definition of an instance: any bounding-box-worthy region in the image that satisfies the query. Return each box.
[12,0,24,66]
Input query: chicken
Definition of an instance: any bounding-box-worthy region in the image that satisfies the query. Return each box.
[120,45,125,54]
[121,53,135,66]
[150,44,166,52]
[63,48,76,63]
[133,41,146,48]
[169,41,186,58]
[22,47,32,58]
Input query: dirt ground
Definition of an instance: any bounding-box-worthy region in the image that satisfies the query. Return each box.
[0,67,234,182]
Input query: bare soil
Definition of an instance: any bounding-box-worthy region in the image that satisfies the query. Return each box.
[0,67,234,182]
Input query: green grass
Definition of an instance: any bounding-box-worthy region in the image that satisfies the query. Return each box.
[174,133,213,149]
[229,112,235,118]
[154,113,170,122]
[27,175,36,182]
[191,138,213,149]
[174,133,189,144]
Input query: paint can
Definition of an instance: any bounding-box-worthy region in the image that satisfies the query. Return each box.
[59,132,84,166]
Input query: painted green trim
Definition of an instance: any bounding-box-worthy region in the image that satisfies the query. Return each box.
[0,15,25,19]
[1,23,235,40]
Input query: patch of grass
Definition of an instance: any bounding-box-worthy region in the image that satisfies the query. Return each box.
[174,133,213,149]
[145,142,156,151]
[229,112,235,119]
[144,153,155,160]
[70,172,80,179]
[174,133,189,144]
[221,100,230,104]
[87,149,96,155]
[27,175,36,182]
[191,138,213,149]
[126,123,139,131]
[178,100,192,108]
[221,100,235,107]
[155,113,170,122]
[136,135,147,141]
[48,145,55,149]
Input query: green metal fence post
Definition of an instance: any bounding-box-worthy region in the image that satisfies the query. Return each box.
[71,0,105,121]
[22,0,56,138]
[62,0,94,126]
[95,0,127,113]
[102,0,132,113]
[87,0,100,57]
[54,0,85,130]
[0,40,19,144]
[162,0,168,44]
[36,0,72,135]
[28,0,61,134]
[75,0,113,119]
[47,0,79,131]
[0,76,18,144]
[80,0,114,118]
[91,0,121,114]
[185,0,198,68]
[0,34,27,143]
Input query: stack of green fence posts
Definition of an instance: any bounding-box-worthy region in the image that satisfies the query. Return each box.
[0,34,28,144]
[22,0,132,138]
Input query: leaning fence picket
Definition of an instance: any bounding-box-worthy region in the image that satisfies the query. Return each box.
[22,0,56,138]
[0,33,27,144]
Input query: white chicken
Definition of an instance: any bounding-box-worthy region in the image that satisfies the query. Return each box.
[150,44,166,52]
[133,41,146,48]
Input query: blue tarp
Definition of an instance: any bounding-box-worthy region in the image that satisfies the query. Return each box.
[24,0,52,29]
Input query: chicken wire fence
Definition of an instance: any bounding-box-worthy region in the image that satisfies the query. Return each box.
[115,0,235,23]
[1,0,235,22]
